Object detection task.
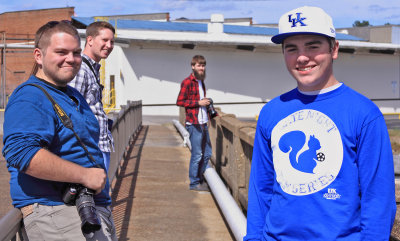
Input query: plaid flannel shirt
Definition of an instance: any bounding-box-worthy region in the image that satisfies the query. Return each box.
[176,73,207,125]
[69,54,114,153]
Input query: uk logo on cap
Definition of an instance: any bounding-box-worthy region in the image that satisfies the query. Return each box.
[271,6,336,44]
[289,13,307,27]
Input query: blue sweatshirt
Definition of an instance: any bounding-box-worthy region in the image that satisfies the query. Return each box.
[245,84,396,241]
[2,76,111,208]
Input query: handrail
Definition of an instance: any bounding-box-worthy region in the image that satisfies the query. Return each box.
[108,100,143,184]
[0,100,142,241]
[0,208,25,241]
[172,119,246,241]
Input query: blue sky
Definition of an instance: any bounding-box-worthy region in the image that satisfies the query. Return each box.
[1,0,400,28]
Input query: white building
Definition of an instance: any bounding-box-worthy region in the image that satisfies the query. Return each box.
[73,14,400,118]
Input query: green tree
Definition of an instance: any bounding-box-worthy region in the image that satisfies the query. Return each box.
[353,20,370,27]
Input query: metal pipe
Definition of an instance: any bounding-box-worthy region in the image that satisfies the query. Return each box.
[172,119,247,241]
[172,119,191,150]
[0,208,23,241]
[204,167,247,241]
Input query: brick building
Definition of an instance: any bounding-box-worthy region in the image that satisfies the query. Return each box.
[0,7,75,107]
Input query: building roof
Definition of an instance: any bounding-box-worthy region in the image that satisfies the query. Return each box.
[0,7,74,15]
[72,16,363,41]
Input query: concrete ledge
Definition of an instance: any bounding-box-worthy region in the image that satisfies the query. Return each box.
[220,115,241,134]
[239,126,256,146]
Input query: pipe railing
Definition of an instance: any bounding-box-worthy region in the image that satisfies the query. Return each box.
[172,119,247,241]
[108,100,142,184]
[0,100,142,241]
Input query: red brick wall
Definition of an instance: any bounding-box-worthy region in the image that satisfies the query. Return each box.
[0,7,75,101]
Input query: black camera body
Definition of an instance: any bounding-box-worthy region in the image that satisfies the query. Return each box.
[62,184,101,234]
[207,98,218,119]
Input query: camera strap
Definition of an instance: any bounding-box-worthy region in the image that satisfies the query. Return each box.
[82,57,104,93]
[26,83,101,168]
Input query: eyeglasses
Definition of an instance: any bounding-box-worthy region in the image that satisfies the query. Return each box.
[35,20,72,48]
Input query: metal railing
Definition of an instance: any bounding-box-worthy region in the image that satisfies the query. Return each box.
[173,119,247,241]
[108,100,142,184]
[0,100,142,241]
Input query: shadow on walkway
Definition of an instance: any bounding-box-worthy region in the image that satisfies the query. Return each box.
[110,123,232,241]
[111,125,148,240]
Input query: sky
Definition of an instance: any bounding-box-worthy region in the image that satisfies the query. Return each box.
[1,0,400,28]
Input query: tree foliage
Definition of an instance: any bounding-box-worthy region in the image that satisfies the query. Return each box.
[353,20,370,27]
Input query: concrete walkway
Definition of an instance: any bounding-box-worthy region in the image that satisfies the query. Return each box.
[110,122,233,241]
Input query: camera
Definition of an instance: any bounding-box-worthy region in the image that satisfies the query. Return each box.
[62,184,101,234]
[207,98,218,119]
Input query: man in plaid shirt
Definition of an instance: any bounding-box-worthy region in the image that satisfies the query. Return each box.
[69,21,115,172]
[177,55,214,192]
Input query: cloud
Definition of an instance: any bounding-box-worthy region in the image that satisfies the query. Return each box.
[383,14,400,22]
[368,4,395,13]
[157,0,190,11]
[368,4,400,13]
[198,2,239,12]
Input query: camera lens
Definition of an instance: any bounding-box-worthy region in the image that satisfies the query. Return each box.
[75,188,101,234]
[207,98,218,119]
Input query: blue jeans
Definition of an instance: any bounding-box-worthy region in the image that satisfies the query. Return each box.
[102,152,110,172]
[186,124,212,187]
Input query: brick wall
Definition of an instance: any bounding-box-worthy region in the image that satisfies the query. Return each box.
[0,7,75,102]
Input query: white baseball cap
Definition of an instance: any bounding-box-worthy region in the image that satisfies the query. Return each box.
[271,6,336,44]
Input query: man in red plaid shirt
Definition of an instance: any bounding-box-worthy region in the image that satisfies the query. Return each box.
[177,55,213,192]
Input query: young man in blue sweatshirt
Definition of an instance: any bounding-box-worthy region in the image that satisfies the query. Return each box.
[3,21,116,240]
[245,6,396,241]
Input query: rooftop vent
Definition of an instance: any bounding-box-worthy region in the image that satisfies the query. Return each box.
[208,14,224,34]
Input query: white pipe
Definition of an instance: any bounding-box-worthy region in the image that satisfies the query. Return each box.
[204,167,247,241]
[172,119,191,150]
[172,120,247,241]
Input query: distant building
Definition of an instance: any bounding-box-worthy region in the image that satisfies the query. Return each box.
[174,16,253,26]
[1,7,400,118]
[98,13,170,22]
[72,14,400,118]
[338,25,400,44]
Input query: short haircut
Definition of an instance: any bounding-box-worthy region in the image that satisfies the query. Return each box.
[86,21,115,38]
[35,21,80,53]
[327,37,336,52]
[191,55,206,66]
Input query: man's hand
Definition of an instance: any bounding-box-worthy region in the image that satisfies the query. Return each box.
[198,98,210,106]
[81,168,107,194]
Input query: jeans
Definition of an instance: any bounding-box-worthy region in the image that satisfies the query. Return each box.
[102,151,110,172]
[186,124,212,187]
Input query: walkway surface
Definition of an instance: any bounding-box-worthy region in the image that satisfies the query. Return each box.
[110,120,233,241]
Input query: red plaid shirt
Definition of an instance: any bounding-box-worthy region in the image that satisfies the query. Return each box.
[176,73,207,124]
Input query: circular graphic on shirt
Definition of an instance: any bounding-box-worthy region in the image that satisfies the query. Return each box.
[271,109,343,196]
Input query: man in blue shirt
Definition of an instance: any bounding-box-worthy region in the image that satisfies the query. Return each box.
[245,6,396,241]
[3,21,116,240]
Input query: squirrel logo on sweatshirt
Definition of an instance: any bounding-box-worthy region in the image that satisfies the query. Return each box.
[271,109,343,196]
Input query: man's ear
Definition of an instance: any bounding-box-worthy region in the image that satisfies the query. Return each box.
[332,40,339,60]
[86,35,94,47]
[33,48,43,66]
